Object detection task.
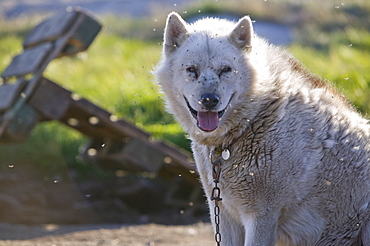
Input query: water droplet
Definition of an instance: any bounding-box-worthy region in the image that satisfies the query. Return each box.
[179,209,184,214]
[8,164,14,168]
[53,180,59,184]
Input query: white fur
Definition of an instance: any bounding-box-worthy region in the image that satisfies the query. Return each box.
[154,12,370,245]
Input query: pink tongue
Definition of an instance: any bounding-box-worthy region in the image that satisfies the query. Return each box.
[197,111,219,132]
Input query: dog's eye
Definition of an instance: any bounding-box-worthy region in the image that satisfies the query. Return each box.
[186,66,198,73]
[220,66,232,74]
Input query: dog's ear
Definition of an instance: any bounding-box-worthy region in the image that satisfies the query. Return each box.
[229,16,253,52]
[163,12,190,56]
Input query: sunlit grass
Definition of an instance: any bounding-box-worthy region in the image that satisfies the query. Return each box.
[289,28,370,115]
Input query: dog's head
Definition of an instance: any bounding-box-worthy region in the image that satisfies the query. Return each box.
[155,12,256,142]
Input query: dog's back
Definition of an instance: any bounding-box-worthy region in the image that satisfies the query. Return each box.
[258,47,370,245]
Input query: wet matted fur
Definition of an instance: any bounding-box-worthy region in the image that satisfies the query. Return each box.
[154,12,370,245]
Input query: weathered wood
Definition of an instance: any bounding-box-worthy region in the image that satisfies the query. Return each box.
[83,137,165,172]
[28,77,72,120]
[60,10,102,56]
[60,98,151,140]
[1,43,53,79]
[27,76,195,176]
[80,136,197,183]
[154,140,196,171]
[0,101,39,143]
[28,77,150,139]
[0,80,27,113]
[23,8,78,48]
[23,7,101,57]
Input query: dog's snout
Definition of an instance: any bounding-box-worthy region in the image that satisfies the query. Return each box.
[200,93,220,110]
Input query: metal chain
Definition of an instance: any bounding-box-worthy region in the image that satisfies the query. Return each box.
[211,158,222,245]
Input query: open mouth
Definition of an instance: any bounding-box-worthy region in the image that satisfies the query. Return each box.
[185,95,233,132]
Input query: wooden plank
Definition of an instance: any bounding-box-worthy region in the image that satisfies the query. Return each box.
[84,137,166,172]
[154,141,195,171]
[23,9,78,48]
[80,136,196,178]
[60,11,102,56]
[60,98,150,140]
[0,80,27,113]
[28,78,72,120]
[0,102,39,143]
[26,77,196,179]
[117,119,151,139]
[122,138,166,172]
[72,13,102,50]
[26,77,149,140]
[1,43,53,79]
[23,7,101,56]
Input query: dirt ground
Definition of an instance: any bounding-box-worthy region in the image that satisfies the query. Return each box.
[0,157,214,245]
[0,223,215,246]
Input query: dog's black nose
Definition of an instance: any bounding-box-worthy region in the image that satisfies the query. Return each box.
[200,93,220,110]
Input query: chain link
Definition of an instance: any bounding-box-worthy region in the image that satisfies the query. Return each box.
[211,160,222,245]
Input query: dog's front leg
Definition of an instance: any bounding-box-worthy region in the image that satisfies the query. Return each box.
[209,201,245,246]
[242,211,279,246]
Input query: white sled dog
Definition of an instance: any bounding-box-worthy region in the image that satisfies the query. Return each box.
[154,12,370,245]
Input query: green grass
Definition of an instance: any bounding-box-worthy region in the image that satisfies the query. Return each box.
[0,0,370,176]
[289,27,370,115]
